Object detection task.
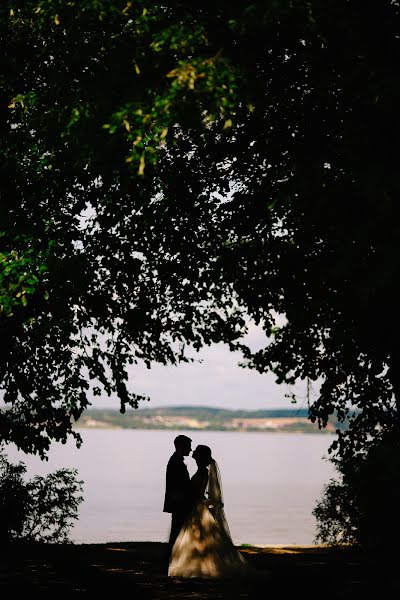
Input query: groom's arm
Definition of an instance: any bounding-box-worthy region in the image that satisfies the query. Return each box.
[164,458,191,512]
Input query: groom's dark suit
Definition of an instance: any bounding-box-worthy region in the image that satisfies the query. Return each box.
[164,452,193,554]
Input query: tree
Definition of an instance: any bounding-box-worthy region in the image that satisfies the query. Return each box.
[1,1,400,460]
[1,0,249,454]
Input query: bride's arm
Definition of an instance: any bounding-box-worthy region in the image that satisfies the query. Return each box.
[191,469,208,501]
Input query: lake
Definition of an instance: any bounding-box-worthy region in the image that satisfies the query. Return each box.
[6,429,337,546]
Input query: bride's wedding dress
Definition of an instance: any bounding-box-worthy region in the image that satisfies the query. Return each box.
[168,460,251,578]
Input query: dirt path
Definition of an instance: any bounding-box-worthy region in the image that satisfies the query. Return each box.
[0,542,397,597]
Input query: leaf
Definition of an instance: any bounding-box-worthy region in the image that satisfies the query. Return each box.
[138,154,145,176]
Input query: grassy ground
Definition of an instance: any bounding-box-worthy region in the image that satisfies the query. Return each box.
[1,541,398,597]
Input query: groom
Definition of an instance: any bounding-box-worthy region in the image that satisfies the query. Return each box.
[163,434,193,561]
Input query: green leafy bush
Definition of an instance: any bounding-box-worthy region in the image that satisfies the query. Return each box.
[0,449,84,543]
[313,431,400,552]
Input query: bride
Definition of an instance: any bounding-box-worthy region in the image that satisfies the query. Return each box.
[168,444,251,578]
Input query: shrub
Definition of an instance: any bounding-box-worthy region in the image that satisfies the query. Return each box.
[313,430,400,552]
[0,448,84,543]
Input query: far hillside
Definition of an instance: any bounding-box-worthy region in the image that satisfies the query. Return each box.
[76,405,348,433]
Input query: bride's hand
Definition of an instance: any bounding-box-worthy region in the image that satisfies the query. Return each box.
[208,501,223,513]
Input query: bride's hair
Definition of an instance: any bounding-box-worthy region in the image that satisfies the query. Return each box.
[194,444,212,466]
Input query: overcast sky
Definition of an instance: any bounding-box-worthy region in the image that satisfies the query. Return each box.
[96,321,312,412]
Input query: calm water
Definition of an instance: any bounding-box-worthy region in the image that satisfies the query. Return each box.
[6,429,336,546]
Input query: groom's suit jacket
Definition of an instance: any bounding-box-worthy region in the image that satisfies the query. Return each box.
[163,452,193,515]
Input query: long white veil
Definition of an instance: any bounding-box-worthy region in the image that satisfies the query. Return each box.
[207,459,232,539]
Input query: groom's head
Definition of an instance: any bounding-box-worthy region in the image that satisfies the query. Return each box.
[174,434,192,457]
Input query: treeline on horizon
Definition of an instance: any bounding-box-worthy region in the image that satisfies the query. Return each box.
[86,405,310,418]
[79,405,349,432]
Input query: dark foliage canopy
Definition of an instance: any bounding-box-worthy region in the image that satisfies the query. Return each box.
[1,1,400,457]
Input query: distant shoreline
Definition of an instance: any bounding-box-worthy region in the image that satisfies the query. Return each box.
[74,424,335,433]
[74,406,341,434]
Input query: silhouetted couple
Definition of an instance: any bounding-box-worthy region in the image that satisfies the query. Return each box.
[163,434,250,578]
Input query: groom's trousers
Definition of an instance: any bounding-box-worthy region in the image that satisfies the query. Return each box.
[168,511,187,554]
[163,511,187,571]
